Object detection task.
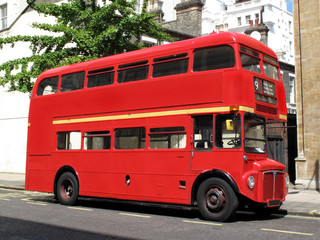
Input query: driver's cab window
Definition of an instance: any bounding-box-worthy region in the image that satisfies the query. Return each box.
[193,115,213,150]
[215,114,241,149]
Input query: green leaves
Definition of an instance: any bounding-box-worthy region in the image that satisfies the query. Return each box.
[0,0,173,93]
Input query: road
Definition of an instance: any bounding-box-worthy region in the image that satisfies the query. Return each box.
[0,187,319,240]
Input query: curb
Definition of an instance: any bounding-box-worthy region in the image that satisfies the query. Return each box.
[0,185,25,191]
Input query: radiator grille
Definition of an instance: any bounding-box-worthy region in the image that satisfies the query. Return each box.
[263,171,284,202]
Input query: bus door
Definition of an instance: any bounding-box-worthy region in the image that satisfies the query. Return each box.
[191,115,214,170]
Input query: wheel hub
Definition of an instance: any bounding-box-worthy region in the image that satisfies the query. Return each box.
[206,187,226,211]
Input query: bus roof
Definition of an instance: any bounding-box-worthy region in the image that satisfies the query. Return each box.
[39,31,277,79]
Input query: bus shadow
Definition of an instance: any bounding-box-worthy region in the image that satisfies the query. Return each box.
[30,194,286,222]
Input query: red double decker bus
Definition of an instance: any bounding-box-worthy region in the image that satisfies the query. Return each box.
[26,32,289,221]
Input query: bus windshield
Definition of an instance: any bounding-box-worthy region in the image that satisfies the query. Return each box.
[244,113,266,153]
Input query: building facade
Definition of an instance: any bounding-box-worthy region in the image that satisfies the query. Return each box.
[293,0,320,190]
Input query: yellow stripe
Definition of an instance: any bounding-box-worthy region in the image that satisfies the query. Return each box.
[261,228,314,236]
[239,106,254,113]
[279,114,287,121]
[53,106,231,125]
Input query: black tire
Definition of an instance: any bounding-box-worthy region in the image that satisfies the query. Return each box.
[197,178,238,222]
[56,172,79,205]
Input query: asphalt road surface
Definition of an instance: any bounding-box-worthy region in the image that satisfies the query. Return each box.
[0,187,319,240]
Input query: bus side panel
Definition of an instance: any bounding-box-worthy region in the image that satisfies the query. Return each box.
[146,151,190,204]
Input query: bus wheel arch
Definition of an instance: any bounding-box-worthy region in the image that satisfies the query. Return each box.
[191,169,240,205]
[191,170,240,221]
[54,166,79,205]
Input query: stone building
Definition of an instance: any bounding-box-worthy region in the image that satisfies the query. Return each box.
[293,0,320,190]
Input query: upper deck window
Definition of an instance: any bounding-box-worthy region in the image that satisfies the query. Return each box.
[153,53,189,78]
[37,76,59,96]
[263,56,279,80]
[61,71,85,92]
[193,46,235,72]
[87,67,115,88]
[118,60,149,83]
[240,47,261,74]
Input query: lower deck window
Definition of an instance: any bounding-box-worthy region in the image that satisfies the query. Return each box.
[150,127,186,149]
[84,131,111,150]
[57,131,81,150]
[115,128,146,149]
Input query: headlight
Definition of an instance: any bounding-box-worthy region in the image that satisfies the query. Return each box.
[248,175,255,189]
[285,175,290,188]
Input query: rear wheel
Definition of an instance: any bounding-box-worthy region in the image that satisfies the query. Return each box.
[197,178,238,222]
[56,172,79,205]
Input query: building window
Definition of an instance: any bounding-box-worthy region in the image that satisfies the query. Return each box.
[245,15,251,25]
[255,13,259,23]
[0,4,7,30]
[289,76,295,104]
[237,17,241,26]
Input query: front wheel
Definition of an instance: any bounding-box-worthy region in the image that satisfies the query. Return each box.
[197,178,238,222]
[56,172,79,205]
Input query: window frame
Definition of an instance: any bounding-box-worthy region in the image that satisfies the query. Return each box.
[114,127,146,150]
[57,131,82,150]
[152,53,189,78]
[215,114,242,149]
[0,4,7,30]
[37,76,59,96]
[83,131,111,150]
[193,45,236,72]
[117,60,149,84]
[60,71,85,92]
[87,67,115,88]
[149,127,187,149]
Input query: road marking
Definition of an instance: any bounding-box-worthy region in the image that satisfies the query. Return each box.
[183,220,223,226]
[261,228,314,236]
[27,202,48,206]
[119,213,151,218]
[67,207,93,211]
[283,215,320,221]
[309,210,320,216]
[0,198,10,201]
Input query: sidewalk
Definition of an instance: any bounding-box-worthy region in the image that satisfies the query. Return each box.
[0,172,319,217]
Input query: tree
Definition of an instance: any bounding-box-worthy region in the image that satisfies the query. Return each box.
[0,0,173,93]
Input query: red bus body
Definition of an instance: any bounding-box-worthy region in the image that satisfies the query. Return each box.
[26,32,288,221]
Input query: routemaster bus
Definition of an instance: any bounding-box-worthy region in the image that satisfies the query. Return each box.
[26,31,289,222]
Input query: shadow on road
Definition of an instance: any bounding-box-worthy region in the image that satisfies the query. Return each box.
[0,216,137,240]
[28,193,286,223]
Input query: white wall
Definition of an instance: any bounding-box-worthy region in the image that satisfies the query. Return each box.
[0,0,58,173]
[0,89,29,173]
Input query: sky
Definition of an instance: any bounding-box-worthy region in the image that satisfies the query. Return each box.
[287,0,293,13]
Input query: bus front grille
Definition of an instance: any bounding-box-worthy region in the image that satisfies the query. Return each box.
[263,171,284,202]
